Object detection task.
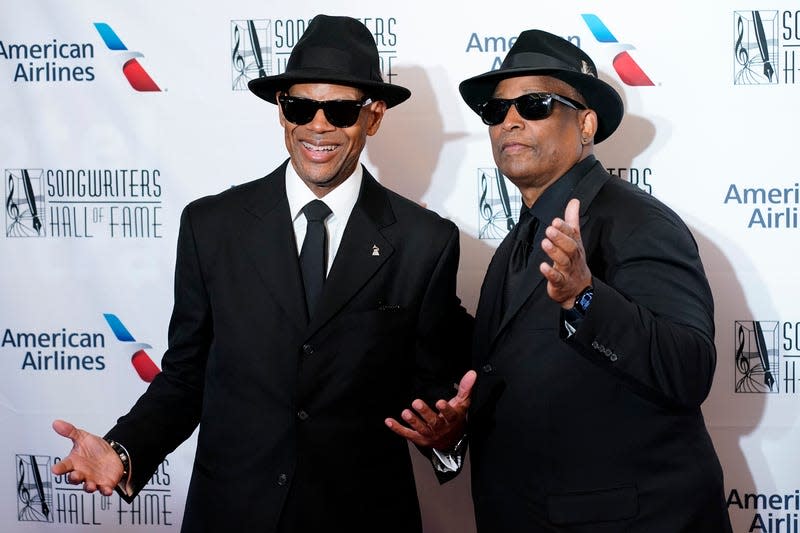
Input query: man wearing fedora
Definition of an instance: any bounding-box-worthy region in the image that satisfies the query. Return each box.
[391,29,732,532]
[50,15,472,532]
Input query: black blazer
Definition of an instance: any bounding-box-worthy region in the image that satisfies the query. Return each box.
[469,160,732,532]
[106,162,471,533]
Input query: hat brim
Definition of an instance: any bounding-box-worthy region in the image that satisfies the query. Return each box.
[459,67,623,143]
[248,69,411,109]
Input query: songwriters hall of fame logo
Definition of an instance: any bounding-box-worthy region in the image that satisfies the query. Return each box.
[734,11,779,85]
[478,168,524,239]
[735,320,779,393]
[5,169,45,237]
[231,18,399,91]
[16,454,54,522]
[231,19,272,91]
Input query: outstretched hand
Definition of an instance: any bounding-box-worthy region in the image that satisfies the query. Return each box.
[385,370,476,450]
[51,419,124,496]
[539,198,592,307]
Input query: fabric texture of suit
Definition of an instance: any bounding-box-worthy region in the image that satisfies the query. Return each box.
[105,161,471,532]
[469,159,732,532]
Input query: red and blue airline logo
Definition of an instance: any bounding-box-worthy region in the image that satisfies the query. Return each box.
[94,22,161,92]
[581,14,654,86]
[103,313,161,382]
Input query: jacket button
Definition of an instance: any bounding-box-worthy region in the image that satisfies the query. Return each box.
[481,364,493,374]
[277,473,288,486]
[302,344,314,356]
[297,410,309,421]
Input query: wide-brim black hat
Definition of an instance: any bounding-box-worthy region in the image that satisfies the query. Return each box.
[248,14,410,108]
[459,29,623,143]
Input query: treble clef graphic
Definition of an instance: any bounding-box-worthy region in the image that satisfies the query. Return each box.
[734,16,748,66]
[17,458,31,508]
[735,324,749,374]
[479,172,493,222]
[232,25,246,76]
[6,174,19,220]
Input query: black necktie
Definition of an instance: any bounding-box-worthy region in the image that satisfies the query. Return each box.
[503,207,539,313]
[299,200,331,319]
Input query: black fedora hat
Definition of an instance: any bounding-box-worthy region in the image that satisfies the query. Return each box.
[459,29,623,143]
[248,15,410,108]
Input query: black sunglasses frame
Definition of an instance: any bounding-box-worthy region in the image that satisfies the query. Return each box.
[278,93,373,128]
[478,92,586,126]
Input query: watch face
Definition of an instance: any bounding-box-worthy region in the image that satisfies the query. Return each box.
[577,289,593,312]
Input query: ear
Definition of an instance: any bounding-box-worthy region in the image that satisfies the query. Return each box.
[579,109,598,144]
[365,100,388,136]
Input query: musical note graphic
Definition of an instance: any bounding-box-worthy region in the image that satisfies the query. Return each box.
[5,169,45,237]
[734,321,779,393]
[231,20,273,90]
[16,455,53,522]
[734,11,778,85]
[478,168,520,239]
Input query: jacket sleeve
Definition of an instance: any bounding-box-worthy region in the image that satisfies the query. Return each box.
[106,203,212,500]
[564,209,716,410]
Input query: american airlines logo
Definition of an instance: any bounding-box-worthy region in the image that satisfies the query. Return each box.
[581,14,655,86]
[94,22,161,92]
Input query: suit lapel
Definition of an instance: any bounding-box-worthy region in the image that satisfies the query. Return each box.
[238,162,309,330]
[306,169,395,335]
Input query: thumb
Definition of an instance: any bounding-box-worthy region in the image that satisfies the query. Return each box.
[455,370,477,403]
[52,419,78,441]
[565,198,581,230]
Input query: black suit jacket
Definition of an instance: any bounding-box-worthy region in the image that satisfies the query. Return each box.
[106,162,471,532]
[469,160,732,532]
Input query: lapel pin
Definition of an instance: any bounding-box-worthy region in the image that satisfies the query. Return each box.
[372,245,380,256]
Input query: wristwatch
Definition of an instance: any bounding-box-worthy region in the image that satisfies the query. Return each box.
[564,285,594,323]
[104,438,130,479]
[573,285,594,316]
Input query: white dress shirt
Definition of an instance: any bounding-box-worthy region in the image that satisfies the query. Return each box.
[285,162,363,272]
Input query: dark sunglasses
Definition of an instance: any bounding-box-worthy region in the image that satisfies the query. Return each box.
[278,93,373,128]
[478,92,586,126]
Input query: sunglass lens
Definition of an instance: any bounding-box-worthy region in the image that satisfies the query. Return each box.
[324,101,362,128]
[480,99,510,126]
[281,98,316,125]
[517,94,552,120]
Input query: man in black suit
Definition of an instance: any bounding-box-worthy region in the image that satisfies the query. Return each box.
[51,15,471,532]
[392,29,732,532]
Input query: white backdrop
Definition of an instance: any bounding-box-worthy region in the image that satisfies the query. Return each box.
[2,1,798,531]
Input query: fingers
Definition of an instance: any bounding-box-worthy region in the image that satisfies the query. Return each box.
[384,417,429,446]
[51,457,73,476]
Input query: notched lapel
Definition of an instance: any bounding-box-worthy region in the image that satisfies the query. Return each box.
[238,169,308,330]
[493,238,547,341]
[307,172,395,335]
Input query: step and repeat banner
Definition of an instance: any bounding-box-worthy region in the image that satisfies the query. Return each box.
[2,1,798,531]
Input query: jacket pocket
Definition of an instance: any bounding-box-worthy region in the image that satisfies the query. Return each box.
[547,485,638,525]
